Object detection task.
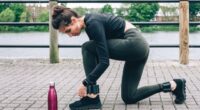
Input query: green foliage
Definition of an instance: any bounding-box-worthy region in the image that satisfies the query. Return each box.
[20,11,31,22]
[37,11,49,22]
[100,4,113,14]
[127,3,159,21]
[139,26,200,33]
[0,25,199,33]
[140,26,178,32]
[0,26,49,32]
[189,3,200,20]
[0,8,15,22]
[20,12,26,22]
[190,26,200,32]
[0,3,10,13]
[9,3,26,22]
[73,7,88,16]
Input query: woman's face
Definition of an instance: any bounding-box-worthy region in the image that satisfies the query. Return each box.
[59,17,82,37]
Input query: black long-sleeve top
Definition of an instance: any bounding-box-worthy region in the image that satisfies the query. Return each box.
[83,13,125,84]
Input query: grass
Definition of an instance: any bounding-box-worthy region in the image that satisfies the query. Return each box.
[0,26,200,33]
[0,26,49,32]
[140,26,200,33]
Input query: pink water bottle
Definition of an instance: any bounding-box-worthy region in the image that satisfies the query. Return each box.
[48,82,58,110]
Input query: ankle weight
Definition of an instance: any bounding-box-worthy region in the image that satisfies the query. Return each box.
[87,85,99,94]
[162,82,171,92]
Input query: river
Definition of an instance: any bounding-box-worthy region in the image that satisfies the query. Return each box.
[0,31,199,60]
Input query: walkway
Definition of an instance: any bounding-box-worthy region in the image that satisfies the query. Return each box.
[0,59,200,110]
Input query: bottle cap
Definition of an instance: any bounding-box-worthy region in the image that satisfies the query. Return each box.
[49,82,55,86]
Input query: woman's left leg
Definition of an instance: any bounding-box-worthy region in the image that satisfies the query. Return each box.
[81,41,98,83]
[105,29,171,104]
[107,39,163,104]
[107,36,185,104]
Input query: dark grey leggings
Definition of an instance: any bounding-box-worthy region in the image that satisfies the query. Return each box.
[81,28,162,104]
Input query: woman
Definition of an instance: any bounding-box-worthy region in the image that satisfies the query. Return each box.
[52,5,186,110]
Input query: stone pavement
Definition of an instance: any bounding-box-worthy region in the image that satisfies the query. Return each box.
[0,59,200,110]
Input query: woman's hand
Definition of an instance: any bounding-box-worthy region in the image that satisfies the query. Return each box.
[77,83,87,97]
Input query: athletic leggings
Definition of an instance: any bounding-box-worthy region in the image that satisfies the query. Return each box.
[81,28,162,104]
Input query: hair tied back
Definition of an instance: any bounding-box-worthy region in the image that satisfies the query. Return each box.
[52,6,65,18]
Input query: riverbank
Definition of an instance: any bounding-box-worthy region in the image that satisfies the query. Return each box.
[0,25,200,33]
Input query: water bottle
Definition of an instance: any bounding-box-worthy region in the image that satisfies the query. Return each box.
[48,82,58,110]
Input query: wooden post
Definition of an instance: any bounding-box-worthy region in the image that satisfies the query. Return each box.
[49,0,59,63]
[179,0,189,64]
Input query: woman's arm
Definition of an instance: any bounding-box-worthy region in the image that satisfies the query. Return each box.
[84,20,109,84]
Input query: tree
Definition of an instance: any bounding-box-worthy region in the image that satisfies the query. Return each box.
[189,3,200,21]
[0,3,10,13]
[127,3,159,21]
[9,3,26,22]
[20,11,31,22]
[37,11,49,22]
[100,4,113,14]
[0,8,15,22]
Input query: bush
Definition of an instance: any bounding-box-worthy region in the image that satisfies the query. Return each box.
[190,26,200,32]
[9,3,26,22]
[0,8,15,22]
[140,26,178,32]
[37,11,49,22]
[0,3,10,13]
[140,26,200,33]
[0,26,49,32]
[127,3,159,21]
[100,4,113,14]
[20,11,31,22]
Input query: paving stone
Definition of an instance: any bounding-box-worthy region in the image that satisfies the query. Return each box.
[0,59,200,110]
[5,104,20,108]
[3,108,15,110]
[15,108,27,110]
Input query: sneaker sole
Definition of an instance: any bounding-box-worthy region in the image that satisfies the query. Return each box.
[175,78,186,104]
[70,103,101,110]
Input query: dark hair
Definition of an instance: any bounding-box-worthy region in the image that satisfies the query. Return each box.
[52,5,80,29]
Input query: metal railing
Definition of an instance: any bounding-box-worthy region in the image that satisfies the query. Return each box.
[0,44,199,48]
